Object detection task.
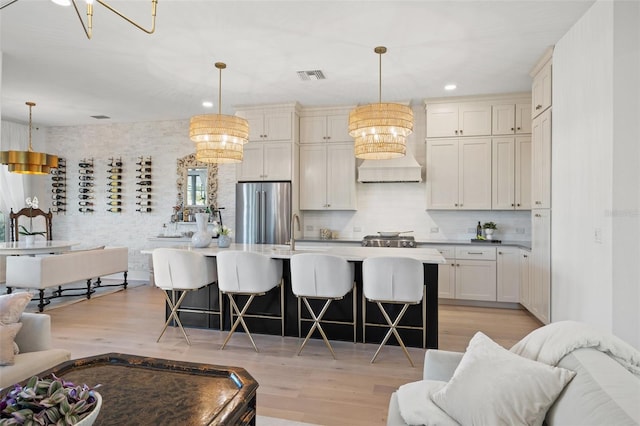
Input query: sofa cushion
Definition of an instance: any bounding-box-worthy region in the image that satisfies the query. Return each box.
[0,292,32,324]
[396,380,457,426]
[0,349,71,389]
[431,332,576,426]
[0,323,22,365]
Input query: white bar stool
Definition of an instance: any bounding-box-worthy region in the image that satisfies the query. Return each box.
[290,253,356,359]
[362,256,424,367]
[217,251,284,352]
[152,248,219,345]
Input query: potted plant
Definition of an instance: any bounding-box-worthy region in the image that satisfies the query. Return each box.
[215,226,232,248]
[20,197,46,246]
[0,375,101,426]
[482,222,497,240]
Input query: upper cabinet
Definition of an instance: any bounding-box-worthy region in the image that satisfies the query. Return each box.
[235,103,300,182]
[426,102,492,138]
[531,108,552,209]
[492,136,531,210]
[492,103,532,135]
[300,107,352,144]
[532,59,552,119]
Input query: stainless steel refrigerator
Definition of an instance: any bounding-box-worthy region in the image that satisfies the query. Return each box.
[235,181,291,245]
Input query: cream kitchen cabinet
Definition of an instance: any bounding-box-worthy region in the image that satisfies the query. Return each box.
[532,108,551,209]
[492,136,531,210]
[236,141,292,181]
[454,246,497,301]
[531,209,551,324]
[492,103,532,135]
[426,102,492,138]
[496,247,520,303]
[426,138,492,210]
[299,142,356,210]
[519,249,531,311]
[433,246,456,299]
[241,109,294,142]
[300,109,351,144]
[532,59,552,119]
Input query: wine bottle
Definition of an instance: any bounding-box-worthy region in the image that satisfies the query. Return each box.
[51,207,66,213]
[108,187,122,193]
[78,182,94,188]
[108,175,122,180]
[79,175,95,181]
[137,180,152,186]
[51,176,65,181]
[78,201,94,206]
[78,195,94,200]
[107,208,122,213]
[52,195,66,200]
[78,162,93,168]
[78,207,94,213]
[136,160,152,166]
[136,187,151,192]
[136,200,151,206]
[136,207,152,212]
[109,161,123,167]
[136,174,152,179]
[52,201,66,206]
[108,181,122,187]
[108,167,123,174]
[136,193,151,199]
[79,188,92,194]
[108,194,122,200]
[52,188,66,193]
[78,168,93,174]
[52,183,66,188]
[476,221,482,238]
[136,167,151,173]
[107,201,122,206]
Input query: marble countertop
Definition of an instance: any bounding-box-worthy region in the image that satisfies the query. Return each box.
[297,237,532,250]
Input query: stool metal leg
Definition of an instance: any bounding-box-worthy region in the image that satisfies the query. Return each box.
[297,297,336,359]
[371,302,414,367]
[221,294,259,352]
[158,290,191,345]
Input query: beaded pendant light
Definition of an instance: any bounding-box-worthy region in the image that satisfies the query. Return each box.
[349,46,413,159]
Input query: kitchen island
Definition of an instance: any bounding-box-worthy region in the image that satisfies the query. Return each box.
[142,243,445,349]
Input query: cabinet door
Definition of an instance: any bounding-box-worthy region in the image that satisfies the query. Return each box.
[492,104,516,135]
[300,116,327,144]
[497,248,520,302]
[459,103,492,136]
[326,114,351,143]
[532,109,551,209]
[515,136,532,210]
[426,139,459,209]
[458,138,492,210]
[299,144,328,210]
[532,60,552,118]
[438,262,456,299]
[532,209,551,324]
[426,104,458,137]
[242,111,266,142]
[455,260,497,301]
[492,137,516,210]
[519,250,531,310]
[264,111,293,141]
[515,103,532,134]
[326,143,356,210]
[263,142,292,180]
[236,144,264,181]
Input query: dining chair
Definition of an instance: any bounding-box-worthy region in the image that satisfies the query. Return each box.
[152,248,219,345]
[290,253,356,359]
[216,251,284,352]
[362,256,424,367]
[9,207,53,241]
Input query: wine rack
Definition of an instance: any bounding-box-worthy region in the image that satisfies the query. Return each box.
[107,157,123,213]
[135,156,152,213]
[78,158,94,213]
[51,157,66,214]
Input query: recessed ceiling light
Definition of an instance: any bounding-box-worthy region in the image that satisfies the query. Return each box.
[444,84,457,91]
[202,101,214,108]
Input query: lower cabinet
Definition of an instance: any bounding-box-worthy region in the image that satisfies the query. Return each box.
[519,249,532,310]
[455,260,497,301]
[530,209,551,324]
[496,247,520,302]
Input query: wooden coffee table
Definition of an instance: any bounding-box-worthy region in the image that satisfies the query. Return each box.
[29,353,258,426]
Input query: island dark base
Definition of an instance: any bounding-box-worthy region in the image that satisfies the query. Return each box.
[171,261,439,349]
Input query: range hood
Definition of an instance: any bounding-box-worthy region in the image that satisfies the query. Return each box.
[357,152,422,183]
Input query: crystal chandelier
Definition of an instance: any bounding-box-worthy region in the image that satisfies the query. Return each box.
[349,46,414,159]
[0,102,59,175]
[189,62,249,164]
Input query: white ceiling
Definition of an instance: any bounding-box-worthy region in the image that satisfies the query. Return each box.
[1,0,593,128]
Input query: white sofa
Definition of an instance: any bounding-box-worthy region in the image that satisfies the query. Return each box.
[5,246,129,312]
[387,328,640,425]
[0,313,71,390]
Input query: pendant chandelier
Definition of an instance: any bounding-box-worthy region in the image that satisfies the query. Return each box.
[189,62,249,164]
[349,46,414,159]
[0,102,59,175]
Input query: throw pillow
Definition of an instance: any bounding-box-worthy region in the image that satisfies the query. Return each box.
[0,323,23,365]
[431,332,576,426]
[0,292,33,324]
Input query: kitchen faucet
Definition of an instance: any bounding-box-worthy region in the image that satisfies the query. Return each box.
[290,213,300,251]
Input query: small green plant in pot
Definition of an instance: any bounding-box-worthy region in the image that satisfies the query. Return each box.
[0,374,101,426]
[482,222,497,240]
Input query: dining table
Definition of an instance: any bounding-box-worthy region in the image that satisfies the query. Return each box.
[0,240,79,256]
[142,243,446,349]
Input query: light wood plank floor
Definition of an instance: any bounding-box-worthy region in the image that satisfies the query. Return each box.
[46,284,540,425]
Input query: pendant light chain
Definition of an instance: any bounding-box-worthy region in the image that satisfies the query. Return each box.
[28,102,34,152]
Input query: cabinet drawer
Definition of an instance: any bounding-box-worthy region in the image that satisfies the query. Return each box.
[455,246,496,260]
[427,246,455,259]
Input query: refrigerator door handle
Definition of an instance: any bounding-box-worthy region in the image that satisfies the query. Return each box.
[260,190,267,243]
[255,190,261,244]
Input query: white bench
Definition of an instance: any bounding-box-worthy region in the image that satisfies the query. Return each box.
[5,246,129,312]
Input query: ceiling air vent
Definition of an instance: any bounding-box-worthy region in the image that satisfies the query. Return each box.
[90,115,111,120]
[297,70,326,81]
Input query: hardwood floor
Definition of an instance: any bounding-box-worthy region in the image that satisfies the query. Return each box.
[46,284,540,425]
